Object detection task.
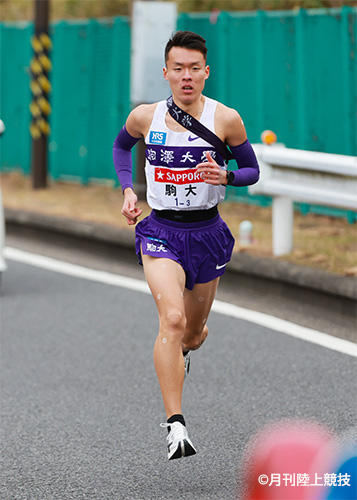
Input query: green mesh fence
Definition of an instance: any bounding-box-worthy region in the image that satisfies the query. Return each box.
[0,9,355,221]
[0,16,130,184]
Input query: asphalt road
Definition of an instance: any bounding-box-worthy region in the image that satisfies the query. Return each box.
[1,253,356,500]
[5,226,357,342]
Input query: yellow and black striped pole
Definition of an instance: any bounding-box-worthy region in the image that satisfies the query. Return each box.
[30,0,51,189]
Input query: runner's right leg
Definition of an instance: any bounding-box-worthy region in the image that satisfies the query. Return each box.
[141,253,186,419]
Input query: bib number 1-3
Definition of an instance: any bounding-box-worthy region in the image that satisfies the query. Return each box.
[175,198,190,207]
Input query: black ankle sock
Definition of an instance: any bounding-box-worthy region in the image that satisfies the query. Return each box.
[167,414,186,433]
[182,350,190,356]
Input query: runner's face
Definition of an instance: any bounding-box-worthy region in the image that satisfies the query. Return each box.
[163,47,209,104]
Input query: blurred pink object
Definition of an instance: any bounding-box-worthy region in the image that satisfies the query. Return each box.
[241,420,336,500]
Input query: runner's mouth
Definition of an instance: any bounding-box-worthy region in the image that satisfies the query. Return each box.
[182,86,193,93]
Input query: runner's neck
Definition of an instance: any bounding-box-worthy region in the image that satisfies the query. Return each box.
[171,94,205,120]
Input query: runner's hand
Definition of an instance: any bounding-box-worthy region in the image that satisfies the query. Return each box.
[196,152,227,185]
[121,188,142,225]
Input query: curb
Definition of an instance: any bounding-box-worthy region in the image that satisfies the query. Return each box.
[5,207,357,301]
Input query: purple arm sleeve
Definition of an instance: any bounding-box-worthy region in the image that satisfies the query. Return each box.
[228,140,260,186]
[113,126,140,192]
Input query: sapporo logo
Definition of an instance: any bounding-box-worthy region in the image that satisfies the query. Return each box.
[149,131,167,145]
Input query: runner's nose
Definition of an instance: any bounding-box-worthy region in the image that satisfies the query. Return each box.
[182,68,192,79]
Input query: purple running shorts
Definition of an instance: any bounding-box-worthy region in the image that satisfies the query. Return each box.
[135,211,235,290]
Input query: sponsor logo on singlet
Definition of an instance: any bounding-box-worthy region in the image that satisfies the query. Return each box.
[149,131,167,145]
[155,167,204,185]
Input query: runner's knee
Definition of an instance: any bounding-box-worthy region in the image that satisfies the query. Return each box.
[160,309,186,338]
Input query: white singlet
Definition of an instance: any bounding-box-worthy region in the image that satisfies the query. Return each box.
[144,97,227,211]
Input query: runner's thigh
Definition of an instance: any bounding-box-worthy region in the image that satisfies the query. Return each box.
[141,253,186,315]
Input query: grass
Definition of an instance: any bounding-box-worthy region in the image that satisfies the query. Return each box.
[1,170,356,276]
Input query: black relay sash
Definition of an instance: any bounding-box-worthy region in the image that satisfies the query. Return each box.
[166,95,233,162]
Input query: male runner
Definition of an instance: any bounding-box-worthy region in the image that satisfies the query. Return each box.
[113,31,259,460]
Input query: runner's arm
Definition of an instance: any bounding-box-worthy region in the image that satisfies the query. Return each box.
[112,105,152,225]
[113,126,140,192]
[196,107,259,187]
[224,108,259,187]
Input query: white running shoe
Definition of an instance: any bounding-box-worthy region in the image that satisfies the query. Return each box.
[184,351,191,379]
[160,421,197,460]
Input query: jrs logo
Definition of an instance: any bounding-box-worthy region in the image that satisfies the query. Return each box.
[149,131,167,145]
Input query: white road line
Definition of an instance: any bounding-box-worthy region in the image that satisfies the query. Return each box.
[4,246,357,358]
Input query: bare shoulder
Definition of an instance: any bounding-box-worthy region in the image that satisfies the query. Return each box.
[126,103,158,138]
[215,102,247,146]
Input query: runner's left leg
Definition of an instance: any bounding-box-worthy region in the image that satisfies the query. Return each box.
[182,278,220,352]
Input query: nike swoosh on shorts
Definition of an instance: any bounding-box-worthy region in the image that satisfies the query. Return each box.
[216,263,227,270]
[188,136,199,141]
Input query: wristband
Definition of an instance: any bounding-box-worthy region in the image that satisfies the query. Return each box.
[226,171,235,185]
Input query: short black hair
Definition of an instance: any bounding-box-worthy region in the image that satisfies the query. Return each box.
[165,31,207,63]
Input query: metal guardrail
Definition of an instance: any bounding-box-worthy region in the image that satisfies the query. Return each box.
[249,145,357,255]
